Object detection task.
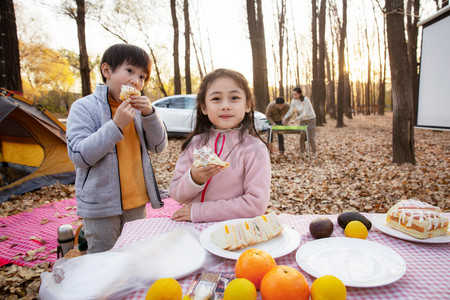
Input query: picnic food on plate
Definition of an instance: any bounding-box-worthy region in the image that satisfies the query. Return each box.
[119,85,141,100]
[193,146,230,169]
[260,265,310,300]
[235,249,276,289]
[337,211,372,230]
[386,199,449,239]
[210,212,283,251]
[309,217,334,239]
[344,220,369,239]
[310,275,347,300]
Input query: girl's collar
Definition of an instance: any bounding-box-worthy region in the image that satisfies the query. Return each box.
[211,126,242,133]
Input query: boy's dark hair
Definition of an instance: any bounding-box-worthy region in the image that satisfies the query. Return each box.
[182,68,263,151]
[100,44,152,83]
[275,97,285,104]
[293,87,305,101]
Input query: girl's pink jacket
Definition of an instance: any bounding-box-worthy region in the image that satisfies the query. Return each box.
[170,128,271,222]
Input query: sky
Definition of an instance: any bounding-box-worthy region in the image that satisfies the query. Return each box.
[15,0,441,90]
[15,0,310,86]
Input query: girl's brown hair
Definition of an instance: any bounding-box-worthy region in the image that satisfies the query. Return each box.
[182,68,262,151]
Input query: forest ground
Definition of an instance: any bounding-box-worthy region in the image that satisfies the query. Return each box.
[1,112,449,298]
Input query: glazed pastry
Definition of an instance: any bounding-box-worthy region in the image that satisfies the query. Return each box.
[386,199,449,239]
[193,146,229,169]
[119,85,141,101]
[210,212,284,251]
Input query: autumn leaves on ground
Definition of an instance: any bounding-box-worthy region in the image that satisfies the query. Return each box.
[1,112,449,298]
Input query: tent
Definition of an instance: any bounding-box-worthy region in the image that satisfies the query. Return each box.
[0,89,75,202]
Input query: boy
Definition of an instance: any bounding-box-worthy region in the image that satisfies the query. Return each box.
[66,44,168,253]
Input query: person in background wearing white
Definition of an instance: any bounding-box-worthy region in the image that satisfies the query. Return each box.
[282,87,317,156]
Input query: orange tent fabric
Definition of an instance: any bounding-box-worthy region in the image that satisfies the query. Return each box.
[0,89,75,202]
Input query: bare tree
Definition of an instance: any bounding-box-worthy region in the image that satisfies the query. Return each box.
[171,0,181,94]
[311,0,319,121]
[276,0,286,97]
[62,0,91,97]
[247,0,270,112]
[91,2,168,97]
[385,0,415,164]
[372,0,387,115]
[184,0,192,94]
[406,0,419,123]
[1,0,23,93]
[317,0,327,124]
[364,24,371,115]
[336,0,347,128]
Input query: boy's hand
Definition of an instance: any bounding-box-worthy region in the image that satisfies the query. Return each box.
[171,204,192,222]
[113,99,136,130]
[191,165,222,185]
[130,95,153,116]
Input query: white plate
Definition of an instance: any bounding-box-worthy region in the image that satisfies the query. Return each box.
[370,214,450,244]
[295,237,406,287]
[199,218,301,260]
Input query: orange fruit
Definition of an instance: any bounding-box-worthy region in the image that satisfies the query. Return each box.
[235,248,276,289]
[260,265,309,300]
[344,220,368,239]
[311,275,347,300]
[223,278,257,300]
[145,278,182,300]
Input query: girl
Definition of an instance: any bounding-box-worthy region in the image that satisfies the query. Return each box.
[283,87,317,155]
[170,69,271,223]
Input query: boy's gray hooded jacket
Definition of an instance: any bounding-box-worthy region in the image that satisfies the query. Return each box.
[66,84,167,218]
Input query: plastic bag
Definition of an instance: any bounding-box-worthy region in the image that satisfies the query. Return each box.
[40,227,224,300]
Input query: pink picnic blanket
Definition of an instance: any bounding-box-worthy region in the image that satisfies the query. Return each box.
[0,197,182,267]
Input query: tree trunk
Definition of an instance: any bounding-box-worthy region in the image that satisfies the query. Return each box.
[0,0,23,93]
[406,0,419,124]
[184,0,192,94]
[326,49,336,119]
[336,0,347,128]
[170,0,181,94]
[75,0,91,97]
[311,0,320,124]
[247,0,270,112]
[385,0,415,164]
[317,0,327,125]
[344,72,352,118]
[277,0,286,98]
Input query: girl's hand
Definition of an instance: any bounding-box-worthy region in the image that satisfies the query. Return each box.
[191,165,222,185]
[113,99,136,130]
[171,205,192,222]
[130,95,153,116]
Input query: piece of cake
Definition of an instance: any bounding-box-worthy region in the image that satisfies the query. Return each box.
[386,199,449,239]
[193,146,229,169]
[210,212,284,251]
[119,85,141,101]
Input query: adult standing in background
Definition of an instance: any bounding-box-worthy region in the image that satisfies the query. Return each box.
[283,87,317,156]
[265,97,290,155]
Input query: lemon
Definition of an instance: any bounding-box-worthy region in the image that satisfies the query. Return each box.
[224,278,257,300]
[311,275,347,300]
[344,220,368,239]
[145,278,183,300]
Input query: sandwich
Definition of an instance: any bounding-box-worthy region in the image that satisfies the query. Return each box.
[193,146,229,169]
[119,85,141,101]
[210,212,284,251]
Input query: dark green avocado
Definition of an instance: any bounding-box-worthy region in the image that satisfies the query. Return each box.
[337,211,372,230]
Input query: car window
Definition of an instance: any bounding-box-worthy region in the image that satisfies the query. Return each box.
[185,97,196,110]
[169,98,186,109]
[154,99,170,108]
